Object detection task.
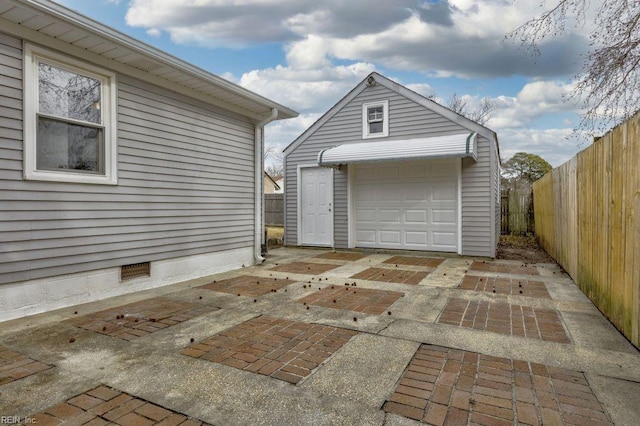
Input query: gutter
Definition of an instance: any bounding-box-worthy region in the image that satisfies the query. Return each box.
[254,108,279,263]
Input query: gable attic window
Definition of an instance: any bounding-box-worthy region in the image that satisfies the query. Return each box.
[362,100,389,138]
[23,43,117,185]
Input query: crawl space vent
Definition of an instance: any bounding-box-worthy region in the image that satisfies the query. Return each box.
[121,262,150,281]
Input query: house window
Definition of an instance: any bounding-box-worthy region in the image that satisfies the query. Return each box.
[23,43,117,184]
[362,100,389,138]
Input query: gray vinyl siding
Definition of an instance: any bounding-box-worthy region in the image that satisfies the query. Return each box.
[286,83,495,255]
[460,135,493,257]
[0,33,257,285]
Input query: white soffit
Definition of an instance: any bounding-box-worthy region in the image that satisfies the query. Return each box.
[317,133,477,166]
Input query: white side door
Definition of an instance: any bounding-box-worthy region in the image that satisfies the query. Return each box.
[299,167,333,246]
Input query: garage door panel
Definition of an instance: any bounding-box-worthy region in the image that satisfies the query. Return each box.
[356,209,376,222]
[380,210,401,223]
[379,230,401,245]
[432,182,457,201]
[405,187,428,202]
[379,184,401,201]
[432,209,456,224]
[432,163,457,177]
[356,187,376,201]
[356,229,376,243]
[433,231,457,246]
[353,160,458,252]
[406,231,428,245]
[378,166,400,179]
[403,164,428,178]
[405,210,428,224]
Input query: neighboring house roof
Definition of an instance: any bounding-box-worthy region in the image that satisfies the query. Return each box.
[0,0,298,121]
[283,72,499,160]
[264,172,281,191]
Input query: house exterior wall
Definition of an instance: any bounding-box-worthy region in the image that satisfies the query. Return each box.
[264,178,277,193]
[0,32,257,287]
[284,82,497,256]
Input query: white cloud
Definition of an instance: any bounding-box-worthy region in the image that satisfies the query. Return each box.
[146,28,161,37]
[487,80,578,129]
[498,127,583,167]
[123,0,589,78]
[238,62,376,113]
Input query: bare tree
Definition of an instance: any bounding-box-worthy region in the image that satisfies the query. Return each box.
[509,0,640,135]
[264,144,284,178]
[446,93,497,125]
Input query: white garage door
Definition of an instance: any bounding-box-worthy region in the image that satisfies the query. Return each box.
[353,159,458,252]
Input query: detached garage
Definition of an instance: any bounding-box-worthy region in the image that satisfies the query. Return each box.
[283,72,500,257]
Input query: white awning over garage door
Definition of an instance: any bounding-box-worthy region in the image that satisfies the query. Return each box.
[318,132,477,166]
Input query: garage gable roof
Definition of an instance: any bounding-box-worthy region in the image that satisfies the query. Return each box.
[318,133,478,166]
[1,0,298,121]
[284,72,498,156]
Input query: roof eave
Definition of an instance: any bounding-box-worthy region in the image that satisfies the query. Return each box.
[9,0,298,120]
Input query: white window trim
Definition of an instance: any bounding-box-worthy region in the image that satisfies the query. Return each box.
[23,43,118,185]
[362,100,389,139]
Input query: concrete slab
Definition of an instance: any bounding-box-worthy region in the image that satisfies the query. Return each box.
[1,247,638,426]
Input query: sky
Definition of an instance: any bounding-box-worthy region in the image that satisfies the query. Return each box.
[54,0,598,167]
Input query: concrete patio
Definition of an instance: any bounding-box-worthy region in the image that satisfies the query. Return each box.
[1,247,639,425]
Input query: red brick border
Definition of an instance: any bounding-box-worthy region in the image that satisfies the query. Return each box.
[384,344,612,425]
[351,267,429,285]
[298,286,404,315]
[460,275,550,298]
[315,252,367,261]
[28,385,211,425]
[0,345,51,386]
[437,298,570,343]
[181,316,358,384]
[199,275,295,297]
[270,262,341,275]
[383,256,445,268]
[470,261,539,275]
[67,297,218,341]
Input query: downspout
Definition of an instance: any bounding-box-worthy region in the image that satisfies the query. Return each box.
[254,108,279,263]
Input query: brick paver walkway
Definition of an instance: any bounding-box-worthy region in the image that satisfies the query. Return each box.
[351,268,429,285]
[470,261,539,275]
[298,286,404,315]
[460,276,550,298]
[383,256,445,268]
[67,297,218,341]
[0,345,51,386]
[270,262,341,275]
[315,252,367,261]
[384,344,612,425]
[181,316,357,384]
[28,385,211,425]
[200,275,295,297]
[437,299,570,343]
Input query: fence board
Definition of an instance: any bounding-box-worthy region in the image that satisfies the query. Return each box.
[533,111,640,348]
[500,189,534,235]
[264,194,283,226]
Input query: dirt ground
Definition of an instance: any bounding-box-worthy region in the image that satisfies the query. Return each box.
[268,228,554,264]
[496,235,556,263]
[266,226,284,248]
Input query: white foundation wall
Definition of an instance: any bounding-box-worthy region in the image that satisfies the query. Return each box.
[0,247,254,322]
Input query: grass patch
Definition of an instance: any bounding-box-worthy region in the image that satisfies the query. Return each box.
[267,226,284,240]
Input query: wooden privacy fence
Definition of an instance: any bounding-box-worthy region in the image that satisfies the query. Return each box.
[265,193,284,226]
[533,112,640,348]
[500,189,535,235]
